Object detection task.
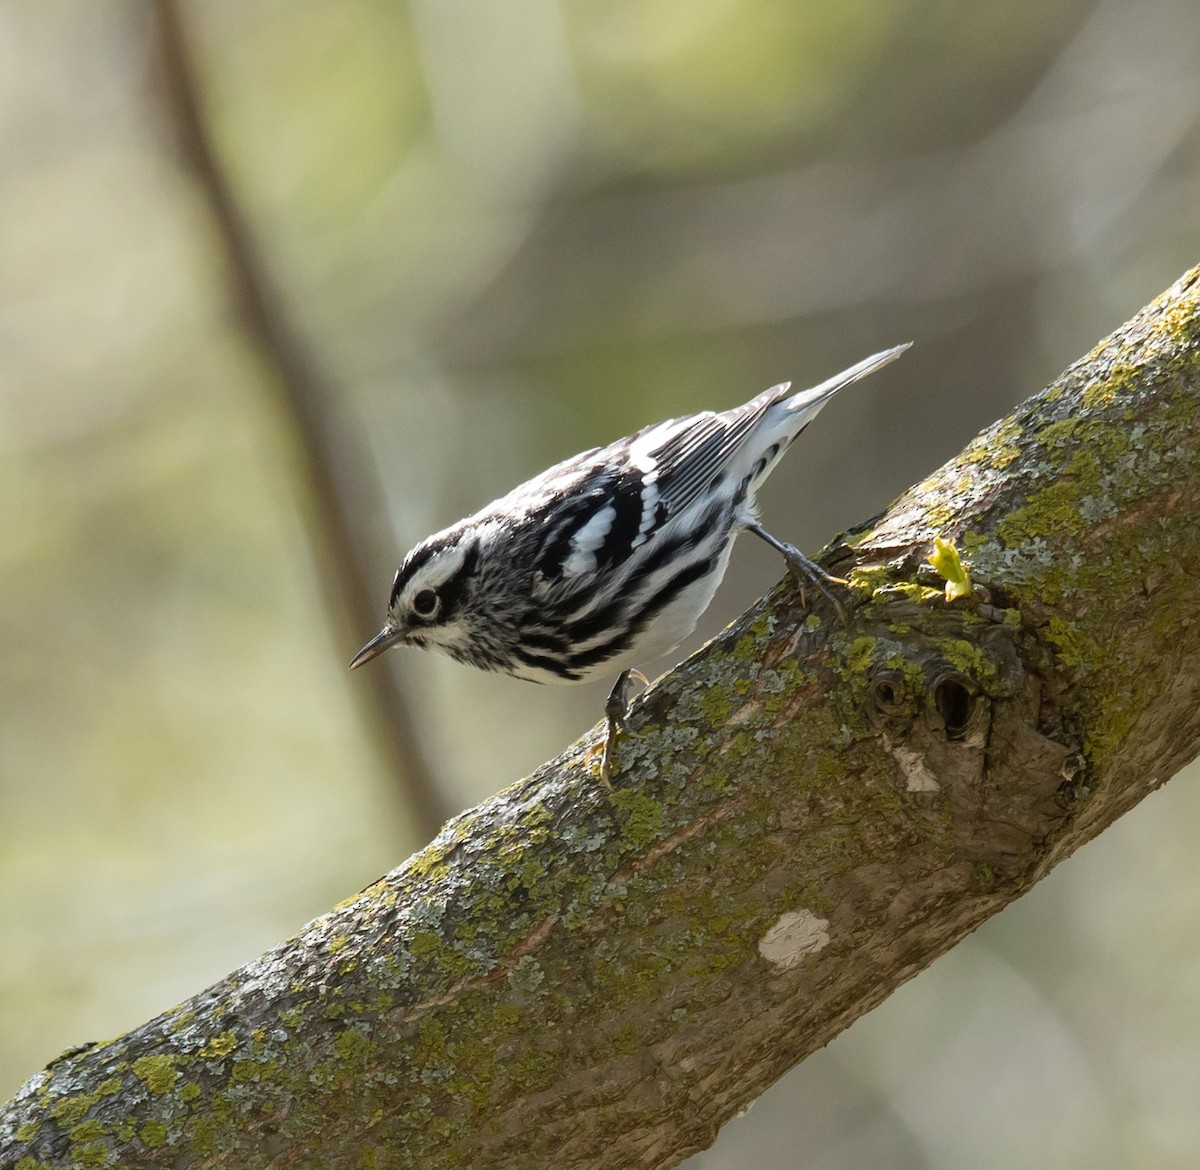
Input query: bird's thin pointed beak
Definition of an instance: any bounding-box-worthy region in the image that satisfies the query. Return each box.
[349,627,406,670]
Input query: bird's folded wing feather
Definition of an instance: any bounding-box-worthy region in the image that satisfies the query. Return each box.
[529,397,777,594]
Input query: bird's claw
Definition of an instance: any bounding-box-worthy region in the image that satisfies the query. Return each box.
[597,668,649,786]
[744,521,849,623]
[779,544,848,623]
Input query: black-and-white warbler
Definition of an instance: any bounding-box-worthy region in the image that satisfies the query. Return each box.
[351,344,909,781]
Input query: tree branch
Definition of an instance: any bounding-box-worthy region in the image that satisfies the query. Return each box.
[4,266,1199,1169]
[150,0,453,837]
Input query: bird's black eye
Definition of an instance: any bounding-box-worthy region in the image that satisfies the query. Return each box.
[412,588,439,618]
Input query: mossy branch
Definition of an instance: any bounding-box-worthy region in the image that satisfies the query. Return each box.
[4,268,1200,1169]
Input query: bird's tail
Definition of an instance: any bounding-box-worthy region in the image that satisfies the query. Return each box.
[779,342,911,423]
[740,343,910,490]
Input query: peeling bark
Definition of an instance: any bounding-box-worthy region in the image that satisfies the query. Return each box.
[3,268,1199,1170]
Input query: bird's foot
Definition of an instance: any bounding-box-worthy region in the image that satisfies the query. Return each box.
[779,544,848,623]
[745,521,848,623]
[593,668,650,787]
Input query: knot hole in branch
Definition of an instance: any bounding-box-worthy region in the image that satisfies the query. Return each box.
[864,646,986,744]
[931,669,976,741]
[870,668,910,718]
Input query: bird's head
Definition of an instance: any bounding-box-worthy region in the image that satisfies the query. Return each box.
[350,529,483,670]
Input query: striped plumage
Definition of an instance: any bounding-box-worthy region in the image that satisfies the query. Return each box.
[351,345,908,694]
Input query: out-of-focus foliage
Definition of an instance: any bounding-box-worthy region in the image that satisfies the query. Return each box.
[1,1,1199,1166]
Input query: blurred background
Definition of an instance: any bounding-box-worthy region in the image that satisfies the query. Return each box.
[2,0,1199,1165]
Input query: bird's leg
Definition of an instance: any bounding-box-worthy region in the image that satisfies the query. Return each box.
[598,667,649,787]
[745,521,848,623]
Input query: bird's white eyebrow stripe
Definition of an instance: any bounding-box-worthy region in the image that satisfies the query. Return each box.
[391,535,474,608]
[391,541,439,602]
[434,540,481,614]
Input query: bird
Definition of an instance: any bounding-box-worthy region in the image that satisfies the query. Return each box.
[351,344,909,783]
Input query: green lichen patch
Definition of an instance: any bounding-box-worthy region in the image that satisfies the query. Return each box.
[133,1053,179,1094]
[844,636,878,675]
[68,1119,108,1145]
[68,1141,109,1169]
[187,1114,220,1158]
[846,564,893,597]
[332,1027,374,1073]
[995,477,1091,547]
[962,414,1024,470]
[1081,360,1141,408]
[1045,617,1100,671]
[608,787,666,853]
[47,1093,97,1128]
[202,1031,238,1059]
[935,637,993,681]
[700,684,732,726]
[748,613,776,639]
[1034,416,1080,462]
[229,1057,280,1085]
[403,841,454,885]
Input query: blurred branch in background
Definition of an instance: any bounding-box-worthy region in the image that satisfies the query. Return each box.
[149,0,452,839]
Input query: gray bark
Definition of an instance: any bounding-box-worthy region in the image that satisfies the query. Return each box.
[3,266,1199,1169]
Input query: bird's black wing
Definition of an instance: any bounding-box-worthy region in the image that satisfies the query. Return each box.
[630,394,777,519]
[526,394,779,593]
